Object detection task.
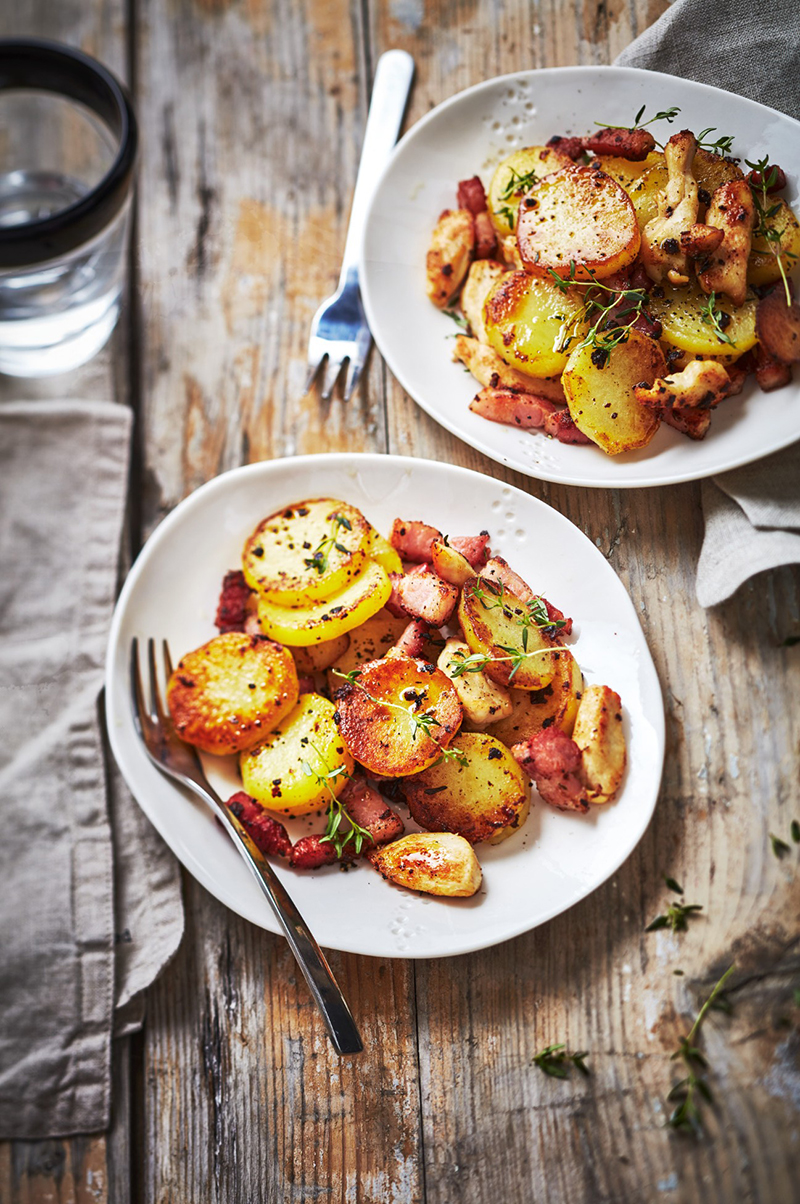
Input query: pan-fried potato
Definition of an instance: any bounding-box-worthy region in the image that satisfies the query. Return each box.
[404,732,529,844]
[167,632,299,755]
[458,576,562,691]
[437,638,513,727]
[292,633,350,675]
[572,684,626,804]
[647,279,757,358]
[241,692,354,816]
[333,655,462,777]
[487,649,583,744]
[242,498,371,605]
[460,259,507,342]
[325,609,411,693]
[430,540,476,588]
[487,145,573,238]
[593,152,661,193]
[257,559,391,646]
[562,330,666,454]
[369,833,482,897]
[516,166,641,281]
[367,528,403,576]
[748,200,800,288]
[483,270,587,379]
[452,334,566,402]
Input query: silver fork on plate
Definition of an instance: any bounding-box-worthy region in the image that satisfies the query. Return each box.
[130,637,363,1056]
[304,49,415,401]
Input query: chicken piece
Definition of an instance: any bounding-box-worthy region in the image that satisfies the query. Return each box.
[697,179,756,307]
[339,774,405,846]
[634,359,733,411]
[511,729,589,813]
[642,130,701,285]
[392,619,430,658]
[390,518,441,561]
[437,638,514,728]
[582,127,656,161]
[395,565,459,625]
[459,261,507,343]
[426,208,475,308]
[474,211,498,260]
[225,791,292,858]
[454,333,566,401]
[679,223,724,258]
[215,570,253,633]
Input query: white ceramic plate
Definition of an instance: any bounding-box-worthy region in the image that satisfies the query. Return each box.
[105,454,664,958]
[361,66,800,488]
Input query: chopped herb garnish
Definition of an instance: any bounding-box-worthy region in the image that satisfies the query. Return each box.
[304,513,353,576]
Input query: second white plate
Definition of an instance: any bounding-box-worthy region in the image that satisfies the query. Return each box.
[361,66,800,488]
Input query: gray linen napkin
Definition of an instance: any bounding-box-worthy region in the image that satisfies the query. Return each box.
[616,0,800,606]
[0,401,183,1139]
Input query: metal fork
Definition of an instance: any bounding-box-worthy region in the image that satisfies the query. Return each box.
[304,48,415,401]
[130,637,363,1056]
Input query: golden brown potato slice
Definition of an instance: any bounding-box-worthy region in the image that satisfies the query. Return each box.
[488,649,583,745]
[516,166,641,281]
[483,270,588,379]
[404,731,529,845]
[487,145,574,237]
[572,684,626,804]
[369,833,482,897]
[426,208,474,307]
[256,559,391,646]
[167,632,299,755]
[562,329,667,455]
[333,655,462,777]
[240,693,354,816]
[460,259,507,342]
[292,633,350,675]
[452,334,566,402]
[326,609,411,693]
[647,279,757,358]
[748,200,800,288]
[243,498,371,605]
[458,576,564,692]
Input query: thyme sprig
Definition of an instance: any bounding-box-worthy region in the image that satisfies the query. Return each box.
[699,291,736,347]
[666,963,736,1135]
[332,668,469,769]
[532,1043,591,1078]
[494,166,545,230]
[646,877,703,933]
[547,262,651,361]
[303,512,352,576]
[595,104,681,133]
[446,644,557,684]
[746,155,796,306]
[696,128,736,157]
[301,742,372,858]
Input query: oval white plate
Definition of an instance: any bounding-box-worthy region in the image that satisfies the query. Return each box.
[361,66,800,488]
[106,454,664,958]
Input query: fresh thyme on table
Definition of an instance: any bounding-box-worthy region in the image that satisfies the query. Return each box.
[646,877,704,933]
[666,964,736,1135]
[304,512,353,576]
[532,1043,590,1078]
[770,832,792,859]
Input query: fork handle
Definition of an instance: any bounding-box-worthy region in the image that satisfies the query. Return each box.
[339,48,415,284]
[184,777,363,1055]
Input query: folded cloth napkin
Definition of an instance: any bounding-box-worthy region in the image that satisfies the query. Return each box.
[616,0,800,606]
[0,401,183,1140]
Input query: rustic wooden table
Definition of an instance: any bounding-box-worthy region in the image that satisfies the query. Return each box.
[2,2,800,1201]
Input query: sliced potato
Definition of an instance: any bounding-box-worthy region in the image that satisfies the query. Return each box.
[437,638,513,727]
[748,199,800,287]
[562,329,666,455]
[452,334,566,402]
[367,528,403,576]
[326,609,411,693]
[430,540,477,589]
[483,270,588,379]
[516,166,641,281]
[333,655,462,777]
[593,152,661,193]
[167,632,299,755]
[647,278,757,358]
[487,145,573,238]
[457,576,562,691]
[404,731,529,844]
[256,559,391,646]
[572,684,626,804]
[488,649,583,744]
[460,259,508,342]
[292,633,350,675]
[240,692,354,816]
[242,498,371,605]
[755,288,800,364]
[369,832,482,897]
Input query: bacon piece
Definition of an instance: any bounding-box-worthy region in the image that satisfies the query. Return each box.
[457,175,488,215]
[385,572,409,618]
[339,774,405,846]
[392,619,430,658]
[215,570,253,634]
[661,406,712,440]
[753,344,793,392]
[512,729,589,812]
[546,134,585,161]
[755,287,800,364]
[297,674,317,694]
[628,312,663,340]
[450,533,490,568]
[390,517,442,562]
[746,164,786,193]
[470,385,563,430]
[545,408,592,445]
[541,597,573,637]
[474,210,498,259]
[225,791,292,858]
[583,127,656,161]
[395,566,459,626]
[289,834,339,870]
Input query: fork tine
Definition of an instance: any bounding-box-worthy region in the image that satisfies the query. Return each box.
[162,639,174,680]
[303,357,324,395]
[130,637,149,739]
[147,637,167,724]
[320,357,346,401]
[343,360,362,402]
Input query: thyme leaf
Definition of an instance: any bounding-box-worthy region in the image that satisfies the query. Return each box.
[532,1043,591,1078]
[699,291,736,347]
[595,105,681,133]
[665,964,736,1135]
[304,513,352,576]
[301,741,372,859]
[746,155,795,306]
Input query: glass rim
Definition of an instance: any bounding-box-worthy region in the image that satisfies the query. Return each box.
[0,39,138,269]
